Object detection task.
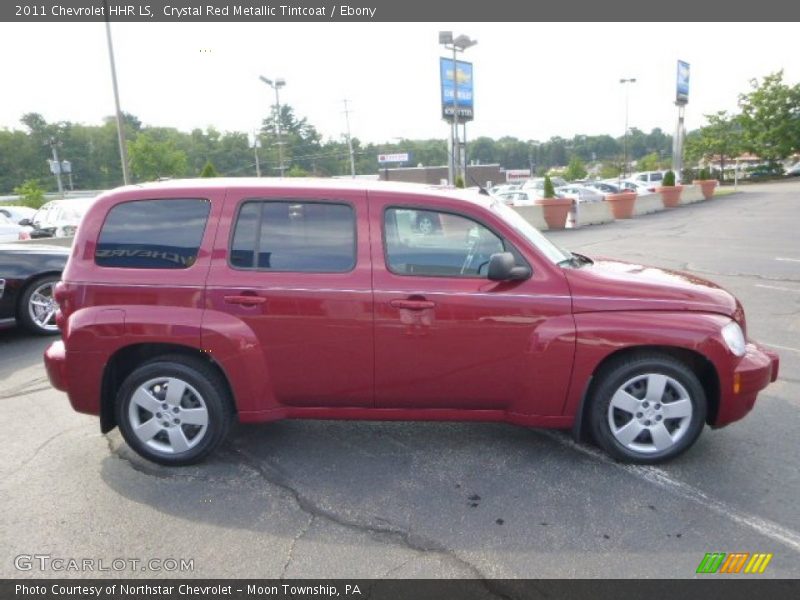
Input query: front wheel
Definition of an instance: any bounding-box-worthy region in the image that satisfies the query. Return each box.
[588,353,707,464]
[116,357,232,466]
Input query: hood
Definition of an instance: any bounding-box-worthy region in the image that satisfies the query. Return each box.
[564,258,741,321]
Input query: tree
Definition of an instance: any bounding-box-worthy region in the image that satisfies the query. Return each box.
[127,133,187,181]
[563,155,587,181]
[685,111,743,181]
[738,71,800,164]
[12,179,46,208]
[199,160,218,177]
[543,175,555,198]
[637,152,661,171]
[286,165,309,177]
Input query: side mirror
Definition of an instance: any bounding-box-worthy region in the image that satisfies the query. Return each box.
[487,252,531,281]
[18,218,32,227]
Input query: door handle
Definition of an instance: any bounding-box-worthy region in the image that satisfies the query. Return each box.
[224,295,267,306]
[390,299,436,310]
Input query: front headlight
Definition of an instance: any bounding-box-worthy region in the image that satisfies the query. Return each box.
[722,321,746,357]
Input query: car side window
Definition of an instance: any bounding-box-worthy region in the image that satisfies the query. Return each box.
[95,199,210,269]
[384,208,507,278]
[229,200,356,273]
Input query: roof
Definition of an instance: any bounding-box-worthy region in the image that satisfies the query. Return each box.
[104,177,495,207]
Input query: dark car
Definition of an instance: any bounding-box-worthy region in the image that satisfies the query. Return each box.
[0,241,69,335]
[44,179,778,467]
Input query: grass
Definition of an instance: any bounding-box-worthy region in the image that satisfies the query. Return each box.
[714,187,740,197]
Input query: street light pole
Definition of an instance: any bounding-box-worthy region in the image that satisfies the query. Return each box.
[259,76,287,177]
[343,99,356,178]
[620,77,636,178]
[439,31,477,186]
[102,0,130,185]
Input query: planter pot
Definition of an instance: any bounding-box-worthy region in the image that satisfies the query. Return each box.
[605,191,637,219]
[657,185,684,208]
[693,179,717,200]
[535,197,573,230]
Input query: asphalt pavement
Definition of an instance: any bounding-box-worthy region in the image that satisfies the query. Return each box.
[1,180,798,580]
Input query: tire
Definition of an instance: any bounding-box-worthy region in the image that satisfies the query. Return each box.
[17,274,61,336]
[588,352,707,464]
[116,356,233,466]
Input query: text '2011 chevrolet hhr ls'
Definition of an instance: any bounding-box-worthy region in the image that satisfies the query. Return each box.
[44,179,779,465]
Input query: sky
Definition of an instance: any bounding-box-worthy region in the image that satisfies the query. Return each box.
[0,22,797,145]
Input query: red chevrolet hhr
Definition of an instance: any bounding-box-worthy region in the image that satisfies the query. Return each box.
[44,179,778,465]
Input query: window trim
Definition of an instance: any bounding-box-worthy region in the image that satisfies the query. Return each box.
[227,198,358,274]
[381,204,529,280]
[94,197,211,270]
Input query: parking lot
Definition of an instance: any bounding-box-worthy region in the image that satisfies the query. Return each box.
[1,180,798,580]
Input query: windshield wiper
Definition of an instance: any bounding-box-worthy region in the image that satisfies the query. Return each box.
[557,252,593,269]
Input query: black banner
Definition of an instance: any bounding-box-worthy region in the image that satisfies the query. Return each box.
[1,0,799,22]
[3,579,800,600]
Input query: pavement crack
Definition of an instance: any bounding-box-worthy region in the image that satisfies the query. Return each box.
[3,425,85,481]
[229,444,509,593]
[281,514,314,579]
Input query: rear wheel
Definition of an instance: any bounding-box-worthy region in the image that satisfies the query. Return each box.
[588,353,707,463]
[116,357,232,466]
[18,274,60,335]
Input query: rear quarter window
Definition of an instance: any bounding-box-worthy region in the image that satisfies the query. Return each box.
[95,198,210,269]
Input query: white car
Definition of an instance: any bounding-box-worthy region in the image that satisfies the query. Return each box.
[556,185,604,203]
[28,197,97,238]
[521,177,568,192]
[0,205,36,226]
[0,214,30,242]
[630,171,665,190]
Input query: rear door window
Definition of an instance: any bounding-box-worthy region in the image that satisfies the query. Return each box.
[229,200,356,273]
[95,199,210,269]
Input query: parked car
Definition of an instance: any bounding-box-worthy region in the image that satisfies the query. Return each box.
[630,171,665,187]
[44,179,779,466]
[488,183,521,196]
[585,181,622,195]
[786,162,800,177]
[0,205,36,226]
[0,214,31,243]
[618,180,654,194]
[521,177,567,192]
[24,197,97,238]
[0,241,69,334]
[495,190,545,206]
[556,185,604,204]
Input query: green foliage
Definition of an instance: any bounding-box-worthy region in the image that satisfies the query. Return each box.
[12,179,46,208]
[738,71,800,163]
[662,170,676,186]
[563,155,587,181]
[698,167,711,180]
[637,152,661,171]
[599,162,622,179]
[454,175,465,188]
[543,175,556,198]
[199,160,218,177]
[128,133,188,182]
[685,111,742,182]
[286,165,309,177]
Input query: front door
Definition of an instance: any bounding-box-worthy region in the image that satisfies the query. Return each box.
[369,193,573,413]
[205,188,373,407]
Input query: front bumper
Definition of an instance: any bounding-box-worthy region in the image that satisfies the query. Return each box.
[714,342,779,427]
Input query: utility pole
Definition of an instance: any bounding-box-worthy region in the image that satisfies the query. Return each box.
[253,130,261,177]
[47,137,64,195]
[259,76,287,176]
[343,99,356,178]
[103,0,130,185]
[620,78,637,178]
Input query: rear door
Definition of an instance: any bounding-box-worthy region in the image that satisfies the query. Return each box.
[205,187,373,407]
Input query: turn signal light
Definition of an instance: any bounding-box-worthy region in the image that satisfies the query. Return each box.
[733,373,741,395]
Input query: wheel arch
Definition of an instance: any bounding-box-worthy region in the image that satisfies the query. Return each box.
[14,270,62,315]
[572,344,720,442]
[100,342,236,433]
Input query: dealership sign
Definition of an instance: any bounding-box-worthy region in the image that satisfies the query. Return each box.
[440,57,474,122]
[378,153,410,164]
[676,60,690,105]
[505,169,531,182]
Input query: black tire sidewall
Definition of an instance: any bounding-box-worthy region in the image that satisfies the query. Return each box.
[590,356,707,464]
[18,274,61,336]
[116,360,230,466]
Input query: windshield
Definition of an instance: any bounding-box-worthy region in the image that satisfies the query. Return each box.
[488,200,571,264]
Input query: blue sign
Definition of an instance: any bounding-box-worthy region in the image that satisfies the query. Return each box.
[440,57,474,121]
[676,60,690,105]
